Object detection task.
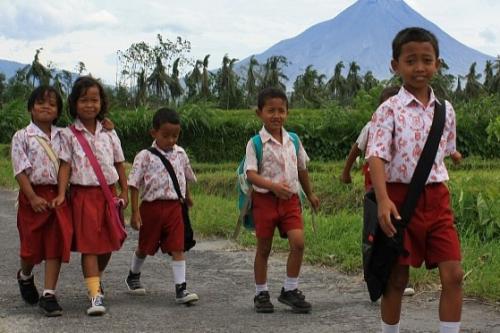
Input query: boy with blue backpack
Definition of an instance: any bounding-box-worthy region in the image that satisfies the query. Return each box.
[242,87,320,314]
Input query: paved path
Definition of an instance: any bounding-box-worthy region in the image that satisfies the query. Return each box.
[0,189,498,333]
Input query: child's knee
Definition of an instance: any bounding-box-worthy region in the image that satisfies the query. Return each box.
[388,267,409,291]
[289,239,304,253]
[441,265,464,288]
[256,241,272,258]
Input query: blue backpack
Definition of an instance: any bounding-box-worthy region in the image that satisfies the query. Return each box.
[234,132,301,237]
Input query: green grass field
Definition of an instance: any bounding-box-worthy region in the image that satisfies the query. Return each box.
[1,143,499,301]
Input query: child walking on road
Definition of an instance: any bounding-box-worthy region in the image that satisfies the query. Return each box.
[126,107,199,305]
[366,27,464,333]
[53,76,128,316]
[11,86,72,317]
[245,87,320,313]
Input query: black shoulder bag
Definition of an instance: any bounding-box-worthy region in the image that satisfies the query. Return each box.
[362,99,446,302]
[148,147,196,252]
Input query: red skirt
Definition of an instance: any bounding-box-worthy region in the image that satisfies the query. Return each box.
[17,185,73,264]
[70,185,125,254]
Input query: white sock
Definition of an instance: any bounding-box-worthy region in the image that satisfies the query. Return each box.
[43,289,55,297]
[19,271,32,280]
[284,276,299,291]
[171,260,186,285]
[381,320,400,333]
[255,283,268,295]
[439,321,460,333]
[130,253,146,274]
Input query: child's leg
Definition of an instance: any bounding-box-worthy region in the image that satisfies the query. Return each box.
[20,259,35,277]
[381,264,409,325]
[44,258,61,293]
[438,260,463,322]
[171,251,198,303]
[254,237,273,285]
[97,253,112,274]
[81,254,101,297]
[130,249,147,273]
[285,229,304,281]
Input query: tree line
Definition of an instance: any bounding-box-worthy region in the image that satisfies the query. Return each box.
[1,34,500,110]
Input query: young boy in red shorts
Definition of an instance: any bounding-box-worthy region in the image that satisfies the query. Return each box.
[126,107,198,305]
[245,87,320,313]
[366,27,463,333]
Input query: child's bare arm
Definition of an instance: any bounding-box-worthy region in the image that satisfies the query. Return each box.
[450,151,462,165]
[368,156,400,237]
[298,169,320,211]
[185,183,193,207]
[115,162,129,208]
[129,186,141,230]
[52,161,71,207]
[15,172,49,212]
[341,143,362,184]
[246,170,293,200]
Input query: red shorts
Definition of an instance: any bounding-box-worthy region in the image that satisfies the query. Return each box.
[251,192,303,239]
[387,183,461,269]
[17,185,73,264]
[138,200,184,255]
[70,185,123,254]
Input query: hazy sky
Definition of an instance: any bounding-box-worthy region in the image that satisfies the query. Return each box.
[1,0,499,84]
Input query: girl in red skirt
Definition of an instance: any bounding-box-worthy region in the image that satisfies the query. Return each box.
[53,76,128,316]
[11,86,73,317]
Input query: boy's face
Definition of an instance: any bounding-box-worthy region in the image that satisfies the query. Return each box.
[151,122,180,151]
[31,91,59,125]
[391,41,440,96]
[256,97,288,134]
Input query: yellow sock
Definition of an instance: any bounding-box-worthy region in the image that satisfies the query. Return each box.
[85,276,101,298]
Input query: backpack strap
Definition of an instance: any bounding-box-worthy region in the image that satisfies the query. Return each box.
[34,136,60,172]
[251,134,263,167]
[288,132,300,155]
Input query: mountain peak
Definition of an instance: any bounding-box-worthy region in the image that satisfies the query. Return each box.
[236,0,493,87]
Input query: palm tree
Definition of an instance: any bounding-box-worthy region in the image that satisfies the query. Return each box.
[292,65,325,108]
[327,61,346,101]
[245,56,259,106]
[483,60,494,94]
[345,61,362,100]
[260,56,288,91]
[216,54,243,109]
[362,71,378,91]
[201,55,211,99]
[185,60,202,99]
[492,56,500,95]
[431,59,455,100]
[147,55,169,99]
[167,57,183,105]
[135,69,148,106]
[464,62,482,99]
[27,48,52,86]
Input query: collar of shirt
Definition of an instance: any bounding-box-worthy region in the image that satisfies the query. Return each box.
[26,121,61,141]
[259,126,291,145]
[151,141,179,155]
[74,118,103,135]
[398,86,440,110]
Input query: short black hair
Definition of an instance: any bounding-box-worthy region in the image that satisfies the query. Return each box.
[68,76,108,120]
[152,107,180,130]
[379,86,400,104]
[27,85,63,124]
[257,87,288,110]
[392,27,439,60]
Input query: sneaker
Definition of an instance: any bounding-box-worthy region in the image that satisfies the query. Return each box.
[125,271,146,295]
[17,270,39,305]
[278,288,312,313]
[99,281,105,298]
[87,294,106,316]
[403,284,415,296]
[175,282,199,304]
[39,294,63,317]
[254,291,274,313]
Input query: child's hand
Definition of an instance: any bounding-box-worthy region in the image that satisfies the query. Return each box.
[270,182,293,200]
[130,211,142,230]
[118,192,129,209]
[451,151,462,165]
[307,193,320,212]
[377,197,401,238]
[51,194,66,208]
[101,118,115,131]
[340,172,352,184]
[29,195,49,212]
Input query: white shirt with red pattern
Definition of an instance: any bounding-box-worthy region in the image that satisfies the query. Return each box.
[59,118,125,186]
[356,122,371,152]
[366,87,457,184]
[244,126,309,194]
[128,141,196,201]
[11,122,63,185]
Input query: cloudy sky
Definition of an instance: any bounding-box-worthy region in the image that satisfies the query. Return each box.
[0,0,499,84]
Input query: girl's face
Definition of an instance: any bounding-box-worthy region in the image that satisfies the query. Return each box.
[151,122,181,151]
[31,91,59,125]
[256,97,288,135]
[76,85,101,121]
